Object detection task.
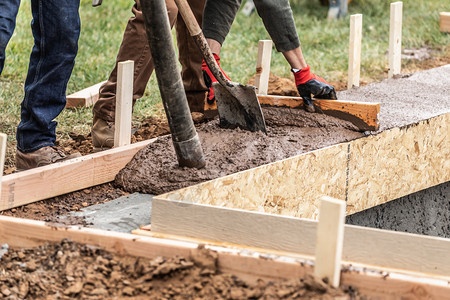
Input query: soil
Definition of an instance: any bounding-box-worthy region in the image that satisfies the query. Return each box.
[116,106,363,195]
[0,239,361,299]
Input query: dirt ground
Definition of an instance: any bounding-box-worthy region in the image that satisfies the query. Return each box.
[0,239,362,299]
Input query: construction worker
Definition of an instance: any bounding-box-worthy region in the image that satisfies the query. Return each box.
[1,0,82,171]
[201,0,337,113]
[91,0,207,151]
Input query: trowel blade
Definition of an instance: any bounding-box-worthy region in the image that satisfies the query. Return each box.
[213,82,267,133]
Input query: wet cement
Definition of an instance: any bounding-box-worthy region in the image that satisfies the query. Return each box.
[338,64,450,131]
[116,107,363,195]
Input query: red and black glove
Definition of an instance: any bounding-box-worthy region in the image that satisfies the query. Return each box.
[293,65,337,113]
[202,53,231,105]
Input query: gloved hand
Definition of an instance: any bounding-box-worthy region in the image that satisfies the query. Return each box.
[293,65,337,113]
[202,53,231,105]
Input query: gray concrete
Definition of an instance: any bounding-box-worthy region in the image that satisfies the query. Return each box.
[68,193,153,233]
[346,181,450,238]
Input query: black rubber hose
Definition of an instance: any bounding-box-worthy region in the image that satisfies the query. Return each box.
[140,0,205,168]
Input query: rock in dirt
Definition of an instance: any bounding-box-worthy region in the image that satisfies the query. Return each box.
[0,239,363,299]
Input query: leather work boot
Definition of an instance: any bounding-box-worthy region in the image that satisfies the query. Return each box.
[91,116,115,152]
[15,146,81,171]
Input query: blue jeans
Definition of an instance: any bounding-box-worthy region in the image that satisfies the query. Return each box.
[12,0,80,152]
[0,0,20,74]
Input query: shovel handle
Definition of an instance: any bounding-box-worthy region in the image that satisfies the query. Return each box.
[174,0,231,87]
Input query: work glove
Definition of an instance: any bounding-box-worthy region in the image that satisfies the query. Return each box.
[293,65,337,113]
[202,53,231,105]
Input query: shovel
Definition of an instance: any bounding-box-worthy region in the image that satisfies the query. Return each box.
[174,0,267,133]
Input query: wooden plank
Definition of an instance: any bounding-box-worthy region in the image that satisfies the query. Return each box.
[0,139,155,211]
[65,81,106,108]
[151,198,450,277]
[1,216,449,299]
[134,229,450,299]
[114,60,134,148]
[314,197,346,287]
[254,40,272,95]
[388,1,402,78]
[161,113,448,219]
[258,95,380,131]
[440,12,450,33]
[348,14,362,89]
[0,133,6,199]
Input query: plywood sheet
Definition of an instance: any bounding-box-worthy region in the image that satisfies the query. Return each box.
[347,113,449,214]
[160,113,449,219]
[164,143,348,219]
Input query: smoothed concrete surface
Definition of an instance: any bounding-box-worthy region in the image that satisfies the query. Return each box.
[346,181,450,238]
[68,193,153,233]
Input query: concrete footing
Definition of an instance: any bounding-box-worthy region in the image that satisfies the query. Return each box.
[346,181,449,238]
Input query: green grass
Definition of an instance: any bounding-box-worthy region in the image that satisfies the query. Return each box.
[0,0,449,168]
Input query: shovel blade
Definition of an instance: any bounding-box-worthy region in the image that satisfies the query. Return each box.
[213,82,267,133]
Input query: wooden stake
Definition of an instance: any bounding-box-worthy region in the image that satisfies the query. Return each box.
[388,2,402,78]
[440,12,450,33]
[0,133,6,199]
[313,197,346,287]
[254,40,272,95]
[114,60,134,148]
[348,14,362,89]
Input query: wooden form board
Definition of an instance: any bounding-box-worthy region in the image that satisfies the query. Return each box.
[388,1,402,78]
[0,139,155,211]
[160,113,449,219]
[440,12,450,33]
[205,95,379,131]
[1,216,449,299]
[348,14,362,89]
[258,95,380,131]
[150,198,450,278]
[65,81,106,108]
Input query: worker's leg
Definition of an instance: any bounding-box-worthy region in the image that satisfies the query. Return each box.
[202,0,241,47]
[93,0,178,123]
[252,0,336,111]
[175,0,207,113]
[92,0,178,150]
[0,0,20,75]
[17,0,81,152]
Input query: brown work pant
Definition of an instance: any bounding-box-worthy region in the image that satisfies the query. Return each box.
[93,0,207,122]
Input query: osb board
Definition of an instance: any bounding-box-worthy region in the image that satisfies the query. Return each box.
[163,143,348,219]
[347,113,449,213]
[160,113,449,219]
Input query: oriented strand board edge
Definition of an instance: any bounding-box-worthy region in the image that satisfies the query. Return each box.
[159,113,448,219]
[314,197,346,287]
[0,138,156,211]
[440,12,450,33]
[347,113,450,213]
[161,142,348,219]
[150,198,450,277]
